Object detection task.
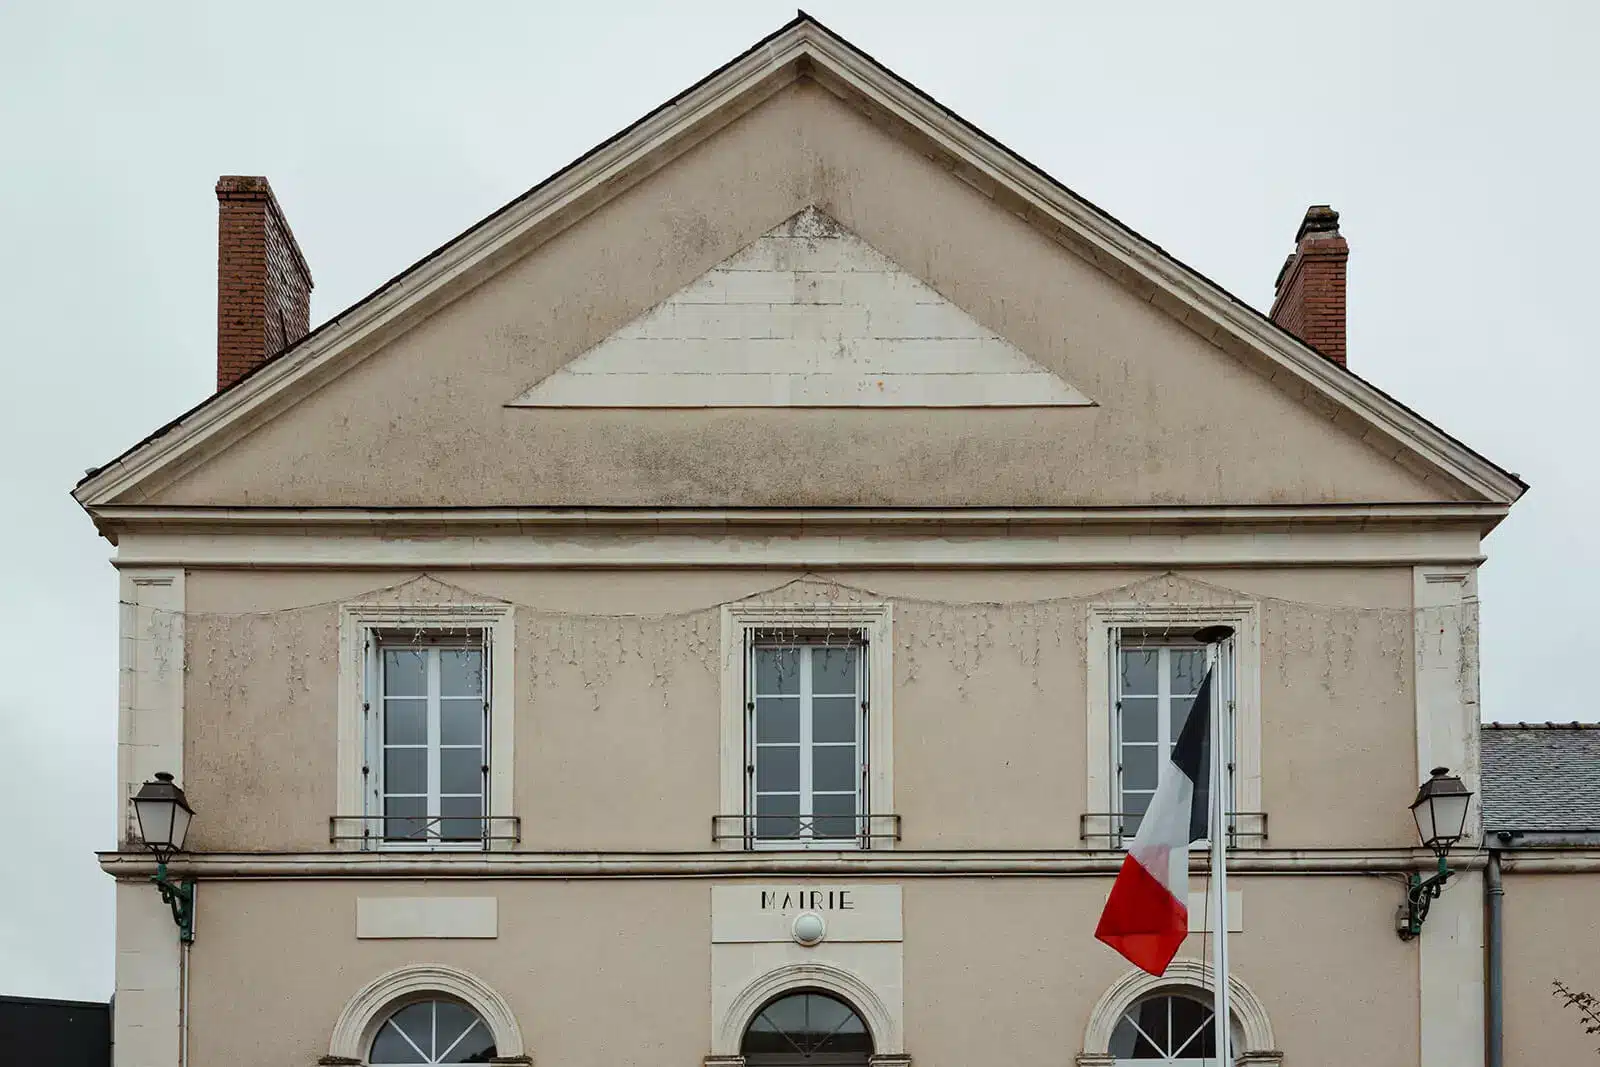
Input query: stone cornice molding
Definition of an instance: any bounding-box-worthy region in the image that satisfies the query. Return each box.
[99,847,1495,881]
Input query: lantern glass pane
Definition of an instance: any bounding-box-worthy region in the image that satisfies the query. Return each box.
[134,797,175,849]
[170,804,192,851]
[1433,792,1471,843]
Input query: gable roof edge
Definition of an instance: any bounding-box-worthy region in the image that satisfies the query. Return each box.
[73,15,1526,509]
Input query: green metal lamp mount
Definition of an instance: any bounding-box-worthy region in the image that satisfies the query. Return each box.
[152,860,196,944]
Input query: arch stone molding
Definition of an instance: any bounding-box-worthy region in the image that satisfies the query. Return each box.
[711,961,903,1059]
[328,963,526,1062]
[1078,958,1281,1066]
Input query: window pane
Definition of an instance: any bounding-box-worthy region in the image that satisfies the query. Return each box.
[755,648,800,695]
[384,748,426,795]
[1119,696,1158,743]
[1170,995,1216,1057]
[811,646,858,694]
[755,792,799,838]
[1108,1016,1162,1059]
[1121,745,1159,791]
[440,748,483,796]
[384,699,427,746]
[813,746,857,792]
[438,795,483,841]
[433,1001,476,1058]
[1120,791,1152,836]
[382,796,427,841]
[756,746,800,792]
[1127,995,1172,1054]
[371,1018,429,1064]
[382,649,427,697]
[755,697,800,743]
[440,649,484,697]
[1171,648,1206,696]
[1119,648,1159,695]
[440,699,483,746]
[812,697,856,743]
[440,1018,496,1063]
[812,792,858,839]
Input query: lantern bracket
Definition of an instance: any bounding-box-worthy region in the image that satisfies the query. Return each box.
[1397,852,1451,941]
[152,860,195,943]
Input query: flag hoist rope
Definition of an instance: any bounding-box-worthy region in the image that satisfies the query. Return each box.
[1202,627,1233,1067]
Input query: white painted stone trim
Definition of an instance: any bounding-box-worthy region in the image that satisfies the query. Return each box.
[510,208,1092,409]
[328,963,524,1059]
[1086,602,1262,845]
[719,602,893,850]
[337,600,516,851]
[714,961,902,1057]
[119,568,185,845]
[1412,564,1485,1067]
[113,525,1489,571]
[1081,958,1277,1062]
[355,896,499,939]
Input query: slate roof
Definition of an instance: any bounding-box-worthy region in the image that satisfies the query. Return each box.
[1481,723,1600,833]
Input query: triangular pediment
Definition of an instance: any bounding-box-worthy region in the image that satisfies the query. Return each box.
[509,208,1091,408]
[72,15,1522,512]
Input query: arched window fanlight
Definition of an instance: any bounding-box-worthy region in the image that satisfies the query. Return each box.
[741,990,874,1065]
[1109,991,1240,1063]
[369,998,498,1064]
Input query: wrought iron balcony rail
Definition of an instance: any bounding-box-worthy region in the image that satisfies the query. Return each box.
[1079,811,1267,850]
[329,815,521,849]
[713,813,901,848]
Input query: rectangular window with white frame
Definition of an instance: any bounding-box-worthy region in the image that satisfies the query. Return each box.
[371,633,488,846]
[1085,605,1262,850]
[720,603,894,851]
[336,602,516,852]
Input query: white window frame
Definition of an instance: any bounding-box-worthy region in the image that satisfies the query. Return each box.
[1086,603,1261,849]
[337,602,515,852]
[720,602,892,851]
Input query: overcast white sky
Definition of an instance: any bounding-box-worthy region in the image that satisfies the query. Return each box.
[1,1,1595,1001]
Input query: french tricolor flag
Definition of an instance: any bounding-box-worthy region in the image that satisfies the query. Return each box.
[1095,666,1213,976]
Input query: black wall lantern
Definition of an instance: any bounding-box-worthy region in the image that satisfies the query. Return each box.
[131,772,196,943]
[1397,766,1472,940]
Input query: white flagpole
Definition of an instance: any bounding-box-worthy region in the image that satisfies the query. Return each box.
[1207,639,1231,1067]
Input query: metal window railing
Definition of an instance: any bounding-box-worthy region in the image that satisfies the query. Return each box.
[329,814,521,849]
[713,813,901,849]
[1079,811,1267,850]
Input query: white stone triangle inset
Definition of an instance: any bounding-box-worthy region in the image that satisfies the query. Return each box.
[509,207,1093,408]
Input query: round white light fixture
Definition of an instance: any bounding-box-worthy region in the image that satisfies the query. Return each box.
[791,912,826,947]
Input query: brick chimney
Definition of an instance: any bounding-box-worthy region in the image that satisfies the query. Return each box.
[215,176,313,391]
[1270,205,1348,366]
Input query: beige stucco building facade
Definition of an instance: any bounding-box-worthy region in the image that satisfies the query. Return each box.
[76,16,1596,1067]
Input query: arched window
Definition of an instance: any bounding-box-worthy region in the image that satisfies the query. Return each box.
[368,997,497,1064]
[740,990,874,1066]
[1108,991,1240,1064]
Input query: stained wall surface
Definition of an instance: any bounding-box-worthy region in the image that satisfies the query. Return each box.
[180,565,1420,854]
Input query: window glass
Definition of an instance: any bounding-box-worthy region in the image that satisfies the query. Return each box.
[377,639,487,847]
[741,991,873,1062]
[750,642,865,847]
[1108,992,1224,1062]
[369,998,496,1065]
[1116,639,1233,840]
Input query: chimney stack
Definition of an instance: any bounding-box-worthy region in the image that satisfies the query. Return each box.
[1270,205,1348,366]
[215,176,313,391]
